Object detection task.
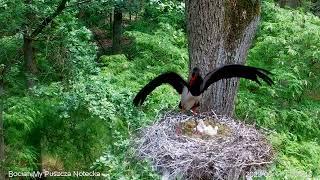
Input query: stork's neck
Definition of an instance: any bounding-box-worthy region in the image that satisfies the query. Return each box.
[189,76,203,96]
[189,76,196,86]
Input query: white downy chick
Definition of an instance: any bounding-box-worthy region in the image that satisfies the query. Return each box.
[194,120,218,136]
[205,125,218,136]
[195,119,206,134]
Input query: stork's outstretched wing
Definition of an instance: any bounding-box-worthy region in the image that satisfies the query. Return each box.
[200,64,274,92]
[133,72,188,106]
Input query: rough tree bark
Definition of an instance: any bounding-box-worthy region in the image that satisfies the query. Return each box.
[24,0,37,88]
[186,0,260,116]
[112,6,122,53]
[0,65,5,180]
[23,35,37,88]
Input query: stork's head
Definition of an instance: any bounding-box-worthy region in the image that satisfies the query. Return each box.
[190,67,201,86]
[191,67,200,79]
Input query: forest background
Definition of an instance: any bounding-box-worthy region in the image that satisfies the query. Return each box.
[0,0,319,179]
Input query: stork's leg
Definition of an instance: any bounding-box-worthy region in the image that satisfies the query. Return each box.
[191,107,198,114]
[179,102,186,113]
[190,103,200,115]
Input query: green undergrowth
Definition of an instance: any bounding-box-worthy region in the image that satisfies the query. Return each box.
[94,2,320,178]
[96,3,320,177]
[3,1,320,179]
[98,2,320,178]
[236,2,320,178]
[3,2,187,179]
[89,21,188,179]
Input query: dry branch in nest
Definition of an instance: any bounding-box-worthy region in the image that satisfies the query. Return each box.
[135,111,274,180]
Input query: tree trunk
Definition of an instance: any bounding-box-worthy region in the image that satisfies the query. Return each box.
[110,12,113,26]
[0,65,5,180]
[186,0,260,116]
[128,0,132,21]
[28,128,46,180]
[23,35,37,88]
[112,7,122,53]
[278,0,301,8]
[24,0,37,88]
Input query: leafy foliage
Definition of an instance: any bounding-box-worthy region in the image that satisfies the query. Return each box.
[236,2,320,178]
[36,14,98,82]
[143,0,185,30]
[1,0,320,179]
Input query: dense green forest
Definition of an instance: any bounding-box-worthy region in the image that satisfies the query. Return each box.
[0,0,319,179]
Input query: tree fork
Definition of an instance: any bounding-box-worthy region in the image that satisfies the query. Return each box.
[186,0,260,116]
[23,0,69,88]
[31,0,68,38]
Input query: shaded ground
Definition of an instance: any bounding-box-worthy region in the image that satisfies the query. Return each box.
[91,26,133,56]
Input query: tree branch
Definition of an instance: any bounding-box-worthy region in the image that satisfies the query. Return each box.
[0,64,5,79]
[31,0,69,38]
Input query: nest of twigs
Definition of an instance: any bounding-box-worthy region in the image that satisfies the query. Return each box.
[135,111,274,180]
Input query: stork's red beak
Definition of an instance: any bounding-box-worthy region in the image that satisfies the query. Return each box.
[190,75,196,86]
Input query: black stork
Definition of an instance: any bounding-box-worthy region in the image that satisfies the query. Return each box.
[133,64,273,113]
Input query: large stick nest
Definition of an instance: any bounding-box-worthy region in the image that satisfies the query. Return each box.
[135,111,274,179]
